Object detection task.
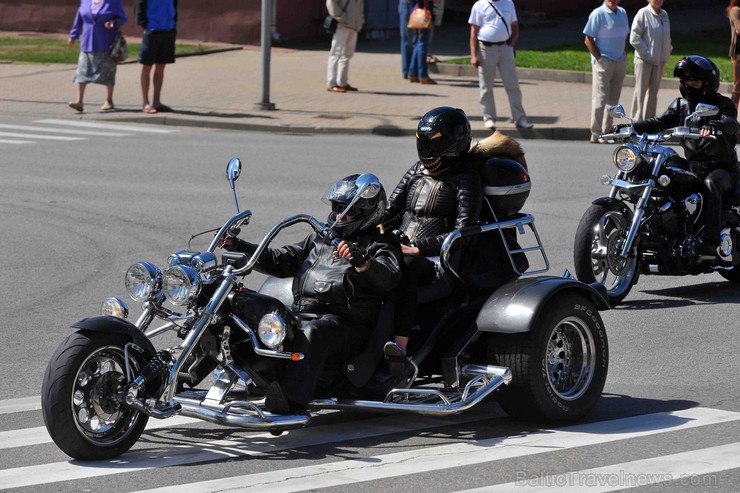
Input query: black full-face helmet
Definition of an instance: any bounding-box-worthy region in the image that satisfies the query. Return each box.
[416,106,472,173]
[674,55,720,105]
[321,174,387,239]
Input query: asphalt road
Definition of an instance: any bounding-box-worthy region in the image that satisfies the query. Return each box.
[1,119,739,492]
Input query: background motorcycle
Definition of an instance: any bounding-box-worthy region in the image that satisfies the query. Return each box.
[574,104,740,305]
[42,158,610,461]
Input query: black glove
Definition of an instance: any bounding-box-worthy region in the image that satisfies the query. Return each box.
[323,228,342,247]
[345,242,370,268]
[609,123,629,135]
[390,229,411,245]
[701,121,722,136]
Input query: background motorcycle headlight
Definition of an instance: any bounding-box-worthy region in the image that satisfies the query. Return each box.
[258,313,287,349]
[125,262,162,302]
[163,266,201,306]
[613,145,639,172]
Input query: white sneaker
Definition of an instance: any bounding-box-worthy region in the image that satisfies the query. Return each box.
[484,119,496,130]
[515,118,533,129]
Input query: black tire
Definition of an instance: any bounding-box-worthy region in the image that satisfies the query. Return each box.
[574,203,640,305]
[488,293,608,423]
[41,331,151,460]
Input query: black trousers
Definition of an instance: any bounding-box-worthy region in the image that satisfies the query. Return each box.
[392,255,439,339]
[282,313,371,407]
[702,167,738,243]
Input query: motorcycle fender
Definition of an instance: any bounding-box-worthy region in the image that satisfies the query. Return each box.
[592,197,631,217]
[71,316,156,356]
[476,276,609,334]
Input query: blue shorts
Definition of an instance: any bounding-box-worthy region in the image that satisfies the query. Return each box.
[138,30,176,65]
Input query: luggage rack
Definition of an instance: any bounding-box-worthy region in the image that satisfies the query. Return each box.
[440,212,550,289]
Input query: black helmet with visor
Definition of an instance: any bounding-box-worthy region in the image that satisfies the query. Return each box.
[321,174,387,239]
[416,106,472,173]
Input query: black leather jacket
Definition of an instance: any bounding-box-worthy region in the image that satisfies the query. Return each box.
[633,93,739,169]
[229,230,401,324]
[385,161,482,257]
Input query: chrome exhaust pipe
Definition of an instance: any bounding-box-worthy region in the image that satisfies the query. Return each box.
[174,396,310,430]
[312,364,511,415]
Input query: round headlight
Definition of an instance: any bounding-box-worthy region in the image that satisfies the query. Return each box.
[125,262,162,302]
[258,313,287,349]
[162,266,201,306]
[613,145,638,172]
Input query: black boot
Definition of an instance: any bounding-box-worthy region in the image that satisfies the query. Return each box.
[265,381,291,414]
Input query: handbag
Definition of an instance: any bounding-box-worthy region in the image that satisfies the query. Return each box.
[323,15,338,34]
[407,3,432,30]
[324,0,349,35]
[109,30,128,63]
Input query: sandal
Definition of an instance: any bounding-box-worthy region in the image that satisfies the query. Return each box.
[383,342,408,378]
[68,101,83,112]
[154,104,173,112]
[143,105,158,114]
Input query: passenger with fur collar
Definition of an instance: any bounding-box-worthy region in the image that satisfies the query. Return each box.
[382,107,527,375]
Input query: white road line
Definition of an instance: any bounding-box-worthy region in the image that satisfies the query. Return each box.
[0,411,492,489]
[0,139,32,144]
[36,119,178,134]
[0,123,132,137]
[459,442,740,492]
[0,415,203,450]
[0,396,40,415]
[0,131,83,141]
[130,407,740,493]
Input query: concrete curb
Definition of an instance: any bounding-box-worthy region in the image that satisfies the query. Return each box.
[99,115,592,140]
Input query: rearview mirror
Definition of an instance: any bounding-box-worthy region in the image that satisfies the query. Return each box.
[226,157,242,213]
[608,105,626,119]
[694,103,719,118]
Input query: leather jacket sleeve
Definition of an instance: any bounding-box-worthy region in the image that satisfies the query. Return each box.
[414,168,483,256]
[229,235,313,278]
[385,163,418,229]
[633,95,739,165]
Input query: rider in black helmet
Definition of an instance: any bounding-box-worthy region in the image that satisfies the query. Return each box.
[223,175,401,413]
[612,55,740,257]
[382,106,527,375]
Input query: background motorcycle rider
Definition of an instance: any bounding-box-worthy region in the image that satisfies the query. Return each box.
[223,175,401,413]
[383,106,527,376]
[612,55,740,257]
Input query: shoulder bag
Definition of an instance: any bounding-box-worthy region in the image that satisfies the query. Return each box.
[110,30,129,63]
[407,1,433,30]
[324,0,349,35]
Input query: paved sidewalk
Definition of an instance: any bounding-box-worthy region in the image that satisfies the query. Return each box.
[0,2,728,140]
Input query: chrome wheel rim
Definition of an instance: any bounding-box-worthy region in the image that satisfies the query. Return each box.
[590,211,637,297]
[545,316,595,401]
[71,345,141,445]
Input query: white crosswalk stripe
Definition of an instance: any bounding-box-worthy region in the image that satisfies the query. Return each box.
[129,407,740,493]
[36,118,178,133]
[0,119,178,147]
[1,403,739,492]
[0,397,740,493]
[0,123,133,137]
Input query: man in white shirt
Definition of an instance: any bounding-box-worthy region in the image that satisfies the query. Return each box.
[468,0,532,132]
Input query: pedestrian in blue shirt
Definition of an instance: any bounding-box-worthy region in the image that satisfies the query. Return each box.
[584,0,629,143]
[134,0,177,114]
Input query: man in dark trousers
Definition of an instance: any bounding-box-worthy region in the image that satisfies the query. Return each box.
[134,0,177,114]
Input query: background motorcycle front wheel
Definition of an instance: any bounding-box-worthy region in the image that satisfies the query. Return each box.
[488,292,608,423]
[574,203,640,305]
[41,330,150,460]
